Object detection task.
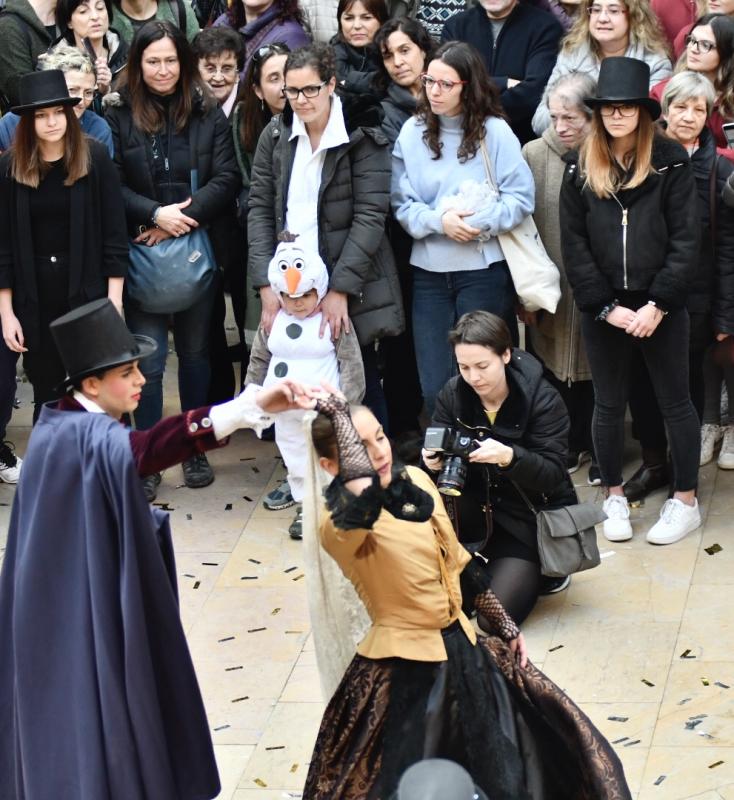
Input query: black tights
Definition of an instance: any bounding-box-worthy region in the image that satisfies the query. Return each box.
[484,557,541,626]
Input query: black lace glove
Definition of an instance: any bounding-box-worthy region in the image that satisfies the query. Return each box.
[315,394,374,482]
[475,588,520,642]
[382,464,434,523]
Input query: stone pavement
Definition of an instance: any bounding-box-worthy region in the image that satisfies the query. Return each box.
[2,364,734,800]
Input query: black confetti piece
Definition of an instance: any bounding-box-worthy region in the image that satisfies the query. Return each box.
[243,495,253,502]
[549,645,564,652]
[715,681,731,689]
[265,745,285,751]
[623,740,640,747]
[653,775,666,786]
[239,457,255,461]
[248,627,266,633]
[284,566,298,573]
[193,581,201,590]
[704,543,723,555]
[153,502,174,511]
[292,574,304,581]
[612,737,629,744]
[685,718,703,730]
[183,573,196,578]
[251,466,260,473]
[225,666,243,672]
[225,503,232,511]
[186,513,192,520]
[272,608,281,615]
[641,679,655,687]
[202,562,219,566]
[709,760,725,769]
[680,649,695,659]
[213,725,230,731]
[285,630,303,634]
[231,696,249,703]
[218,636,235,643]
[248,558,261,564]
[607,716,629,722]
[678,697,692,705]
[241,576,258,580]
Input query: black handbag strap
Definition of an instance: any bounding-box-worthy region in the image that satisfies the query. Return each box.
[710,153,721,257]
[510,479,538,515]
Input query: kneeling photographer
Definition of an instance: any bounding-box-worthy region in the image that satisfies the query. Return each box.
[424,311,578,625]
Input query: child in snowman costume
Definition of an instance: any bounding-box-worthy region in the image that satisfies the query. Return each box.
[246,237,365,539]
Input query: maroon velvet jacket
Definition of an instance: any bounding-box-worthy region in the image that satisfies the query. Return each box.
[57,395,228,477]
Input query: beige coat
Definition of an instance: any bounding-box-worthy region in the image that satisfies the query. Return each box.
[522,127,592,384]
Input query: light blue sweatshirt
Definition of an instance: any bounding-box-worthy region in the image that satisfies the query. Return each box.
[391,114,535,271]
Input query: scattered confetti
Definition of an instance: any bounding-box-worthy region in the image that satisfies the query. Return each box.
[241,576,258,580]
[284,566,298,573]
[213,725,230,732]
[252,466,260,473]
[225,666,243,672]
[231,696,249,703]
[285,630,303,634]
[248,558,261,564]
[193,581,201,590]
[265,745,285,751]
[641,679,655,687]
[708,760,725,769]
[623,740,640,747]
[186,513,192,520]
[292,574,304,581]
[202,562,218,566]
[290,764,299,773]
[272,608,281,615]
[702,677,710,686]
[678,697,692,705]
[549,645,564,652]
[607,716,629,722]
[243,495,253,502]
[698,732,715,740]
[153,502,174,511]
[680,649,695,659]
[704,543,723,555]
[239,457,255,461]
[248,627,266,633]
[183,573,196,578]
[218,636,235,643]
[612,737,629,744]
[224,503,233,511]
[653,775,666,786]
[685,718,703,730]
[254,778,268,787]
[715,681,731,689]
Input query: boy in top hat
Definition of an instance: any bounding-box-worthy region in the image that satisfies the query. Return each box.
[0,298,316,800]
[245,238,365,539]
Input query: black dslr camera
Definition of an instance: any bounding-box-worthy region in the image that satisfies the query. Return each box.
[423,427,478,497]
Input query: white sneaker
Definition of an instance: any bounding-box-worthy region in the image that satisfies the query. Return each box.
[718,426,734,469]
[646,498,701,545]
[0,442,21,484]
[700,424,722,466]
[602,495,633,542]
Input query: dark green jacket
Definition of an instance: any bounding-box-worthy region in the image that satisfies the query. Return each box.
[0,0,55,109]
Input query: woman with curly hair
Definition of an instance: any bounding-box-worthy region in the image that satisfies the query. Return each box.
[212,0,309,79]
[391,40,534,414]
[532,0,672,134]
[651,13,734,160]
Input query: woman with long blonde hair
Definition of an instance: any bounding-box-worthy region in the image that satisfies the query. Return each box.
[560,57,701,547]
[533,0,671,133]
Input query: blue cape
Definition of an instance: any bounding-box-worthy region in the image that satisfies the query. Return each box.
[0,405,220,799]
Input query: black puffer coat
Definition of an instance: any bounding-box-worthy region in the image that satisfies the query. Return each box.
[105,88,239,236]
[247,101,404,346]
[560,134,699,314]
[332,37,382,99]
[431,350,576,552]
[380,83,416,147]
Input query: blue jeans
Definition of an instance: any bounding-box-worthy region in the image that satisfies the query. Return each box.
[412,263,517,415]
[125,285,215,430]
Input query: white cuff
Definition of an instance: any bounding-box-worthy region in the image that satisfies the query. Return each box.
[209,384,275,440]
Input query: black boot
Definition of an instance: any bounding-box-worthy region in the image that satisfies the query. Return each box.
[623,462,669,502]
[182,454,214,488]
[141,472,162,502]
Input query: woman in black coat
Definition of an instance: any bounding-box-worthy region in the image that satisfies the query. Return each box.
[560,57,700,548]
[331,0,387,102]
[426,311,577,624]
[106,20,239,497]
[0,70,128,422]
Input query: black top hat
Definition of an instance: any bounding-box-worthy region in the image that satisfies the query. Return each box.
[585,57,661,120]
[50,299,157,393]
[394,760,489,800]
[10,69,81,115]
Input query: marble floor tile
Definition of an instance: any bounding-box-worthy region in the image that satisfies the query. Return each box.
[676,586,734,662]
[638,747,734,799]
[214,745,256,800]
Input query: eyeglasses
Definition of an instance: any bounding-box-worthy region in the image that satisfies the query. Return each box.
[587,4,627,16]
[420,73,467,92]
[685,34,717,53]
[600,103,638,117]
[252,42,290,64]
[282,80,327,100]
[201,63,237,77]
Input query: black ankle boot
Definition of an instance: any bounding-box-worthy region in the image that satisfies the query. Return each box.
[623,462,669,502]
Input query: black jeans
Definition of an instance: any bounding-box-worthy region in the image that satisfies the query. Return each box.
[0,340,19,439]
[581,309,700,491]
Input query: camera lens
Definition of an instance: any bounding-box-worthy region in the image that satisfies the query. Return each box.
[437,455,467,497]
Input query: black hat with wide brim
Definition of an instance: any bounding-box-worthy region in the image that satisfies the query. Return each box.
[10,69,81,115]
[50,299,157,394]
[585,56,661,121]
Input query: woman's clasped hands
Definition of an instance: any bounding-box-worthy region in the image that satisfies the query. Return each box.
[606,303,664,338]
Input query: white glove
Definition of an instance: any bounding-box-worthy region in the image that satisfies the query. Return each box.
[209,384,275,440]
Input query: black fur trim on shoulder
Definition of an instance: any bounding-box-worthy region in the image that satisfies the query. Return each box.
[382,464,434,522]
[325,475,384,531]
[651,133,690,169]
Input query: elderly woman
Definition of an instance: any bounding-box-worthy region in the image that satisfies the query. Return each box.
[522,72,598,483]
[532,0,672,134]
[628,72,734,475]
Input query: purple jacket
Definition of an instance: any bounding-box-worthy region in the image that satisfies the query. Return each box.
[523,0,574,31]
[213,1,310,78]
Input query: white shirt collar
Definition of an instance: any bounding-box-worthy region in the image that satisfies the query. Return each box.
[289,93,350,153]
[221,80,239,118]
[73,390,107,414]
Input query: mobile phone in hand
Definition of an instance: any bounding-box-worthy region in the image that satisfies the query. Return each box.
[81,36,97,62]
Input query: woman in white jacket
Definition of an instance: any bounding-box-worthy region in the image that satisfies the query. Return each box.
[533,0,671,135]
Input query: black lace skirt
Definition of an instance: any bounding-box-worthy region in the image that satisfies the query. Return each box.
[303,625,631,800]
